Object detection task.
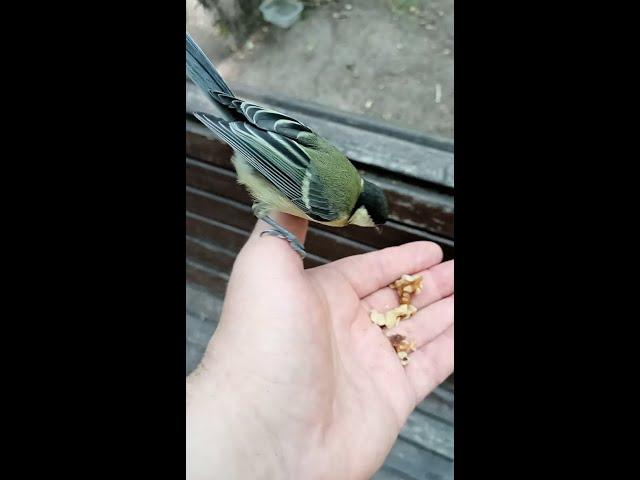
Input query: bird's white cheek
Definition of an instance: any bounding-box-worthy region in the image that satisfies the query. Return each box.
[348,206,375,227]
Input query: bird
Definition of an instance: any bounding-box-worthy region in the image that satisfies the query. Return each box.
[186,32,388,258]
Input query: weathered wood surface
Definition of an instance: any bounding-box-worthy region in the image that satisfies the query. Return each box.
[187,81,454,188]
[185,121,454,247]
[186,154,454,239]
[186,284,454,480]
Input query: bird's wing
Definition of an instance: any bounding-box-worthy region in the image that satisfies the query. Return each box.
[194,112,339,221]
[212,94,313,140]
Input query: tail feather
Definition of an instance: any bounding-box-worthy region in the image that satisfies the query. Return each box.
[187,32,240,121]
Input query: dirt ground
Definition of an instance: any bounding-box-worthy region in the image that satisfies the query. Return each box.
[187,0,453,140]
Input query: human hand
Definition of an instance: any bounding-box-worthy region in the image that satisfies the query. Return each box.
[187,214,454,480]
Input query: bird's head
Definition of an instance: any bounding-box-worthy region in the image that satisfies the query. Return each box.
[349,179,389,228]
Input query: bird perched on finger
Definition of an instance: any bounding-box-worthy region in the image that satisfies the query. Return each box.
[186,32,388,258]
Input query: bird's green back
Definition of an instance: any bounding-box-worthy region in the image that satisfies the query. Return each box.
[298,133,362,216]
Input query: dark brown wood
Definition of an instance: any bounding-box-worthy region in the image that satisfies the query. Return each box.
[186,212,326,270]
[186,236,237,274]
[186,158,251,205]
[186,187,255,231]
[362,171,454,238]
[186,189,373,262]
[186,125,234,169]
[186,260,229,297]
[186,155,454,239]
[186,186,450,262]
[187,212,248,253]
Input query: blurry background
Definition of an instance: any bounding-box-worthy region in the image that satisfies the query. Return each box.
[187,0,453,139]
[186,2,454,479]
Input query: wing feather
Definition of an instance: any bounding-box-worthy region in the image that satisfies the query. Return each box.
[194,112,339,221]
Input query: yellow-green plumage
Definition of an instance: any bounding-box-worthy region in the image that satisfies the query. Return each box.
[297,133,362,218]
[187,32,386,232]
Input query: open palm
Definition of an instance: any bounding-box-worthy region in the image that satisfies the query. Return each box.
[187,214,454,480]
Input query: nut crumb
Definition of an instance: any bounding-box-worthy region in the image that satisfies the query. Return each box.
[389,274,423,304]
[371,304,416,329]
[397,351,409,366]
[369,310,386,326]
[388,334,417,354]
[387,334,417,366]
[369,273,424,366]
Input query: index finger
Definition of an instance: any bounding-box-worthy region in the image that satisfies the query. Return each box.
[238,212,309,272]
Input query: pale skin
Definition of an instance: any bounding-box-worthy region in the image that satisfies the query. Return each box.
[187,213,454,480]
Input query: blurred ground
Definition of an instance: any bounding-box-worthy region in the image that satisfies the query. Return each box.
[187,0,453,139]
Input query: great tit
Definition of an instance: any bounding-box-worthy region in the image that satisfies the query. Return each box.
[186,33,388,258]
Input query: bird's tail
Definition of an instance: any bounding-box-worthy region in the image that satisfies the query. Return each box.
[186,32,235,99]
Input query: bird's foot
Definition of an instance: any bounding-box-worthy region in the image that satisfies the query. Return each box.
[258,215,306,259]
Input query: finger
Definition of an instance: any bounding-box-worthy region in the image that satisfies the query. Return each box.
[239,213,309,271]
[250,212,308,244]
[327,241,443,298]
[363,260,454,312]
[405,325,454,403]
[385,295,453,349]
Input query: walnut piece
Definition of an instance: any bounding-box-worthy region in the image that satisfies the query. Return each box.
[369,274,424,366]
[370,304,417,329]
[387,334,417,366]
[389,274,423,305]
[369,310,386,326]
[387,334,417,353]
[397,351,410,366]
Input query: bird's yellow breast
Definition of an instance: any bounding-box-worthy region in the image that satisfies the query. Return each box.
[231,154,350,226]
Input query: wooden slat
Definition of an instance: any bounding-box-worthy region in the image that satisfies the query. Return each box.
[186,156,454,239]
[186,312,218,351]
[186,157,251,205]
[363,171,454,238]
[186,124,234,171]
[186,186,452,259]
[416,387,454,424]
[399,410,453,460]
[186,212,247,253]
[186,340,206,375]
[186,282,225,320]
[186,236,237,274]
[314,220,454,260]
[186,187,379,261]
[187,81,454,188]
[381,436,453,480]
[186,260,229,297]
[186,212,326,269]
[371,465,418,480]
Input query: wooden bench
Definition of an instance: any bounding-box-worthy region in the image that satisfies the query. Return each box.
[185,78,454,480]
[185,80,454,287]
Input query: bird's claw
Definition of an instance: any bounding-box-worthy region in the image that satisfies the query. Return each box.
[259,229,306,258]
[252,212,307,258]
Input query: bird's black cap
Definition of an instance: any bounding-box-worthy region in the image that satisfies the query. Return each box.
[354,179,389,225]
